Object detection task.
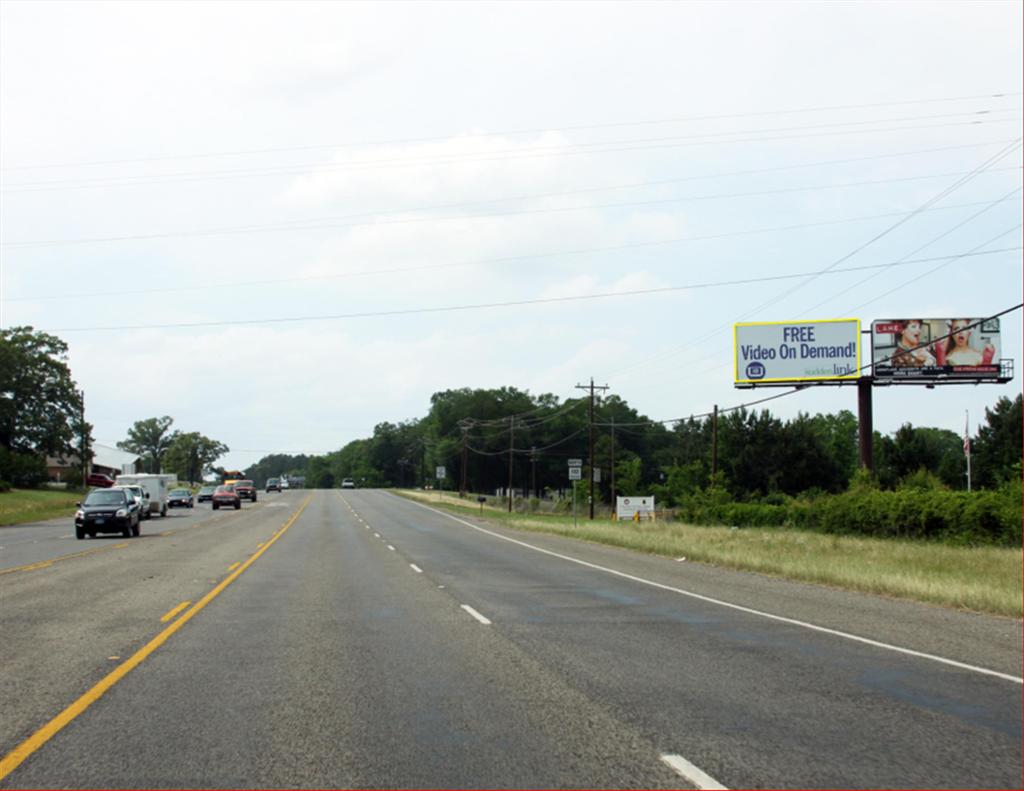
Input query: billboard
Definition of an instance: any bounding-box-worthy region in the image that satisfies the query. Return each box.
[872,318,1002,381]
[734,319,860,384]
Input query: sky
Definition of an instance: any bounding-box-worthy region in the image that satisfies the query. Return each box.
[1,0,1021,474]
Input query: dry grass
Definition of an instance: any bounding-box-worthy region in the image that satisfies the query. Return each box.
[396,489,1022,617]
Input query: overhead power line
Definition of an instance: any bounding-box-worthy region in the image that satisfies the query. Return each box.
[467,427,587,457]
[603,141,1022,382]
[43,246,1021,333]
[6,194,1020,305]
[4,115,1020,194]
[6,163,1019,250]
[5,91,1016,171]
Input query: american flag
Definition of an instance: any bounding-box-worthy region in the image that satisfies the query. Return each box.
[963,414,971,457]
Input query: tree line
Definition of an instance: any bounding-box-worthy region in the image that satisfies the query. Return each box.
[249,386,1022,500]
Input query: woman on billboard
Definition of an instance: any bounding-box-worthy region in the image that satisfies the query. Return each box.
[932,319,997,366]
[890,319,936,367]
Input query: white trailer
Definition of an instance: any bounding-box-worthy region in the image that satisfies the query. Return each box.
[114,473,177,517]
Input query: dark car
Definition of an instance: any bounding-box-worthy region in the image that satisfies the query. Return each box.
[233,480,257,502]
[168,488,194,508]
[75,488,140,539]
[197,485,216,503]
[211,484,241,510]
[86,472,115,488]
[265,477,281,493]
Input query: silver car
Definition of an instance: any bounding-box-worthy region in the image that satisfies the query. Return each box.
[117,485,151,520]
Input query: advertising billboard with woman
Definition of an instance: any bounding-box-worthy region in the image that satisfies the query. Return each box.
[872,318,1002,381]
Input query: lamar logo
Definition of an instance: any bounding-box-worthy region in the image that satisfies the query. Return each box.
[746,361,766,380]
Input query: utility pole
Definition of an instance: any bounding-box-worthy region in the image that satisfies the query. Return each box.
[610,417,616,509]
[459,421,470,497]
[576,378,609,519]
[530,446,537,501]
[711,404,718,486]
[80,391,87,493]
[507,417,515,512]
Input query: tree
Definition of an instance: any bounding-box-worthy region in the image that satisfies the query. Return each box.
[163,432,229,484]
[874,423,962,489]
[118,417,176,473]
[0,327,89,487]
[972,394,1023,487]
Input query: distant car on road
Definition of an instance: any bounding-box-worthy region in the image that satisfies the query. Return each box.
[266,477,281,492]
[233,480,257,502]
[341,478,355,489]
[211,485,241,510]
[168,488,194,508]
[75,488,140,539]
[197,485,216,503]
[86,472,115,488]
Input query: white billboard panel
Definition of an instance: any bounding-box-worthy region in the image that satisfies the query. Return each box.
[734,319,861,384]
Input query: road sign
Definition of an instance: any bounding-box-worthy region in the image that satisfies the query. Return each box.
[567,458,583,467]
[435,466,446,479]
[592,467,601,482]
[616,496,656,520]
[568,467,582,480]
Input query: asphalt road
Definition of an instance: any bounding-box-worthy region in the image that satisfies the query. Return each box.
[1,489,1020,789]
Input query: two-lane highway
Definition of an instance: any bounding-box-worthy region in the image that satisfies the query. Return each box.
[1,489,1020,788]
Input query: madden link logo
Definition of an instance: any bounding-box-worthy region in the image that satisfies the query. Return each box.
[745,361,766,380]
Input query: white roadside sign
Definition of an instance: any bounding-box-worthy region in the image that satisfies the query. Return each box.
[616,496,656,520]
[435,466,446,479]
[568,467,582,481]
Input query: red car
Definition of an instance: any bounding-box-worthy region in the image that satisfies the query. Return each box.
[211,485,241,510]
[233,479,257,502]
[86,472,115,488]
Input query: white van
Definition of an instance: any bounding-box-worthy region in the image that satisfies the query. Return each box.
[114,473,177,517]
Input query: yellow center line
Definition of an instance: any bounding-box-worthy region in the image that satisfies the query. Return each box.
[227,562,240,572]
[159,601,192,623]
[0,494,312,783]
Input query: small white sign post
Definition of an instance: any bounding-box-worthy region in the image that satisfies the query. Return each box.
[435,466,446,499]
[568,464,582,527]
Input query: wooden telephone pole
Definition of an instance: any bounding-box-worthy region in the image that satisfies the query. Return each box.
[575,378,609,519]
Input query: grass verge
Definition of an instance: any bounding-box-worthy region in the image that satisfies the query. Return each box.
[395,489,1022,618]
[0,489,82,527]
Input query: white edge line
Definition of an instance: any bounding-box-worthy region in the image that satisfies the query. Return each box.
[393,493,1024,685]
[661,754,727,790]
[461,604,492,625]
[410,563,423,573]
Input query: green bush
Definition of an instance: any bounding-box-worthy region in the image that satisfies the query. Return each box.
[0,479,11,493]
[670,484,1020,546]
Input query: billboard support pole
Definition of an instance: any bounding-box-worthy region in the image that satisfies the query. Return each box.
[857,376,874,472]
